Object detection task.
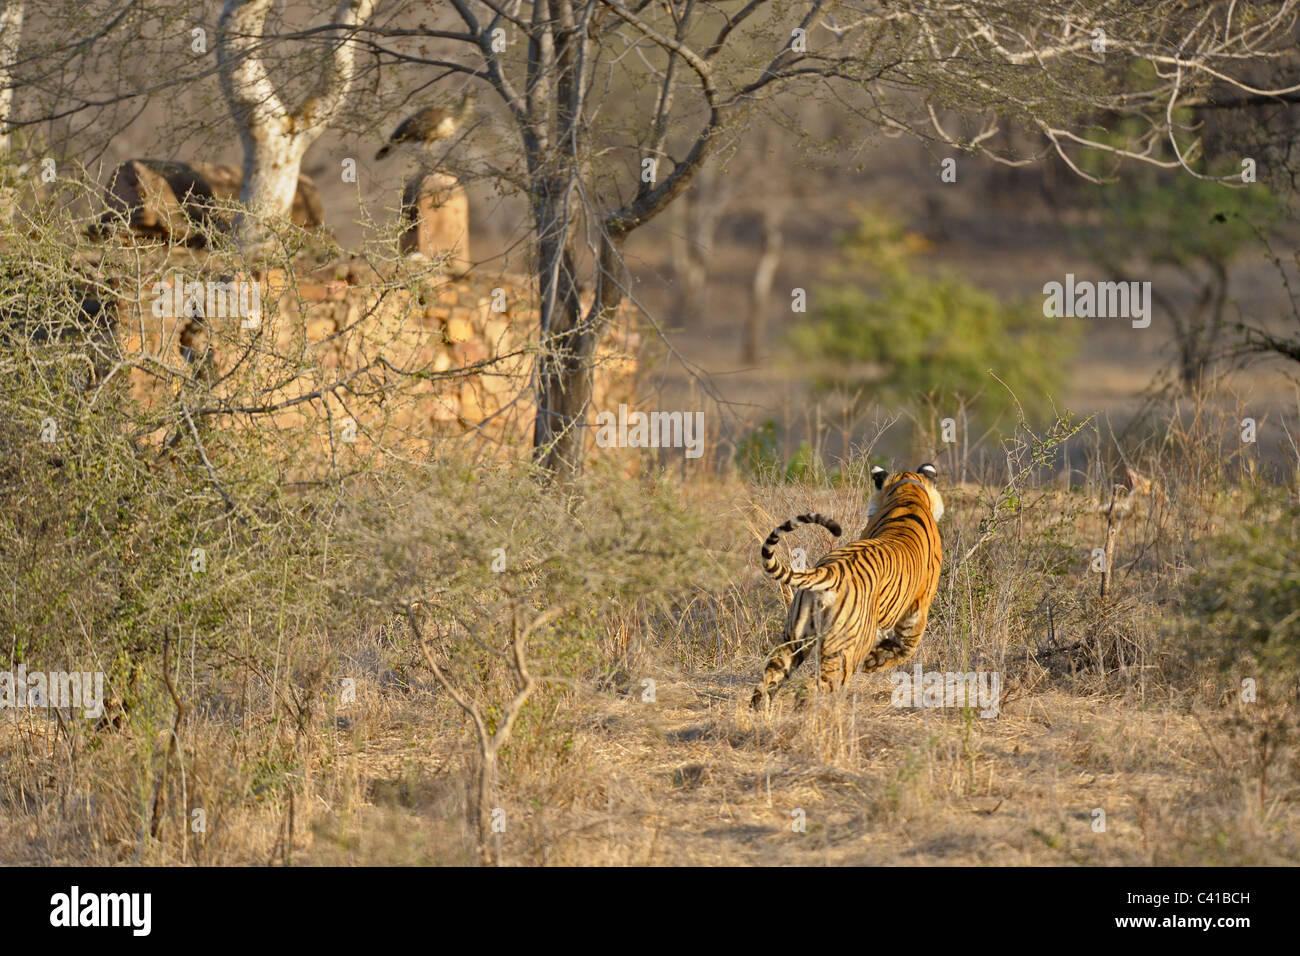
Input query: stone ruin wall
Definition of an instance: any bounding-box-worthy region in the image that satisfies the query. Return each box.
[119,260,639,475]
[102,160,639,474]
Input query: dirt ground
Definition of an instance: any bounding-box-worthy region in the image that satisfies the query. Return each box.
[296,663,1290,866]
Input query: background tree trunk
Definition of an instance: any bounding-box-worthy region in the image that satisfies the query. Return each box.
[743,200,785,364]
[669,166,726,326]
[530,169,584,477]
[533,210,625,479]
[240,123,312,229]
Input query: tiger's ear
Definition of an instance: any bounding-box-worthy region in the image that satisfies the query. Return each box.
[871,465,889,490]
[918,463,938,481]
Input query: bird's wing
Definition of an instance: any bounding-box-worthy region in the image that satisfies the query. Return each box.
[388,114,418,143]
[391,107,452,144]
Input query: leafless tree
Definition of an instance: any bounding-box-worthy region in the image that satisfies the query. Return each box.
[0,1,22,159]
[405,601,562,865]
[740,123,792,364]
[1235,234,1300,367]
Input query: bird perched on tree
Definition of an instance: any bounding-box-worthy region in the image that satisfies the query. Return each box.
[375,90,475,161]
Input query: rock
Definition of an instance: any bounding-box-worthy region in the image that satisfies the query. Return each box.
[443,317,474,344]
[119,261,637,471]
[480,370,515,396]
[458,381,486,421]
[97,159,325,244]
[482,317,510,346]
[429,395,461,421]
[454,340,488,366]
[100,159,215,242]
[298,282,332,302]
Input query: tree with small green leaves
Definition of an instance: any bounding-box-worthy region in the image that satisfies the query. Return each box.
[1080,139,1282,390]
[790,208,1076,430]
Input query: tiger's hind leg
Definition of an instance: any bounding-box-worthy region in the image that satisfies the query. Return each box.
[816,624,880,697]
[860,605,929,673]
[750,638,813,709]
[754,590,832,712]
[815,639,856,696]
[806,588,880,701]
[752,592,822,709]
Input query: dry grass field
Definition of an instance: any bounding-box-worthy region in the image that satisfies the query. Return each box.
[3,398,1296,867]
[3,3,1299,875]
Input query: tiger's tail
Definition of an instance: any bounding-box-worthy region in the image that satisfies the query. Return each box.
[760,513,841,592]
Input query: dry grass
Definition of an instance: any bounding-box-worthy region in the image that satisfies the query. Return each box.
[3,399,1297,866]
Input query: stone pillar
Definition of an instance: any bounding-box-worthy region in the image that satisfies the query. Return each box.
[400,172,470,277]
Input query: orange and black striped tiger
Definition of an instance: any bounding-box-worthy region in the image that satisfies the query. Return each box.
[751,463,945,708]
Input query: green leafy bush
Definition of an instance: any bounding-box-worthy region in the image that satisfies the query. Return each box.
[1188,501,1300,675]
[790,209,1075,426]
[1073,114,1283,388]
[733,418,883,485]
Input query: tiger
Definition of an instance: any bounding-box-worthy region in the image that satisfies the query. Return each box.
[751,463,945,709]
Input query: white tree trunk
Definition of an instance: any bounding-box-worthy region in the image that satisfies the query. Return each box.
[239,119,311,227]
[217,0,374,249]
[0,0,25,222]
[0,1,22,155]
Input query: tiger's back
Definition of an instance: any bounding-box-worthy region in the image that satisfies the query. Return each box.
[751,464,944,708]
